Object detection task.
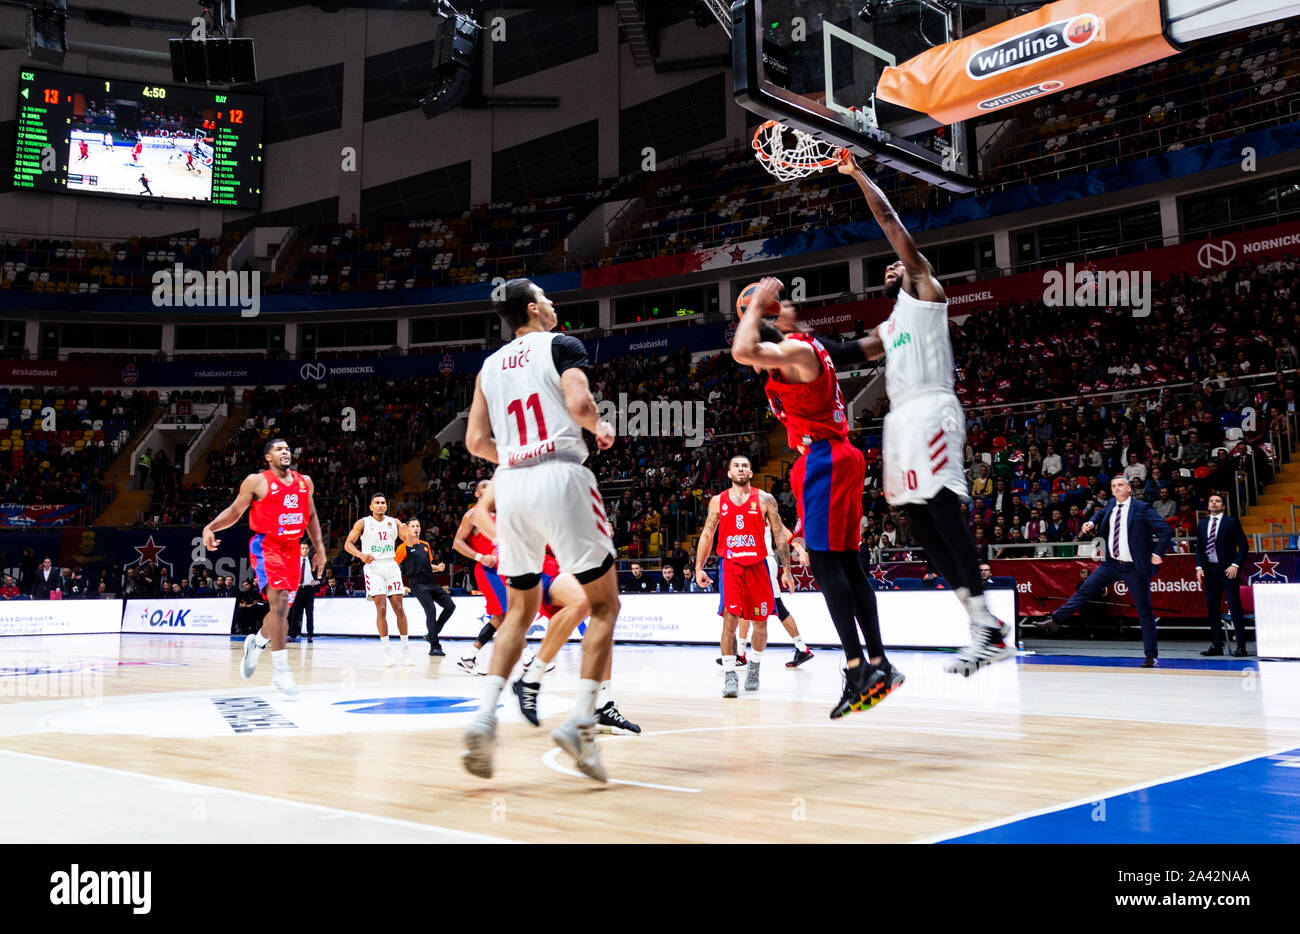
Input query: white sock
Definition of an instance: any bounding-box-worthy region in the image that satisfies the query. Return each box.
[476,675,505,726]
[749,649,762,666]
[574,678,599,720]
[959,589,996,627]
[253,632,269,649]
[400,633,409,649]
[380,635,390,650]
[524,656,549,684]
[793,636,808,653]
[596,680,612,708]
[271,649,288,671]
[738,637,748,656]
[722,655,736,672]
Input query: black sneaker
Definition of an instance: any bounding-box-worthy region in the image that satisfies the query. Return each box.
[1200,645,1224,657]
[829,664,884,719]
[428,642,445,657]
[715,652,748,667]
[512,679,541,726]
[786,647,814,669]
[869,660,906,707]
[595,701,641,735]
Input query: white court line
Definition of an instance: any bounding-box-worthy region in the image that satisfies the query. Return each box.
[539,721,1024,793]
[541,747,701,793]
[913,740,1300,844]
[0,747,515,844]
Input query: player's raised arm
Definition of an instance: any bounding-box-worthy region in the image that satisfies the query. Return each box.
[837,152,944,303]
[202,473,261,549]
[695,494,721,590]
[465,373,498,464]
[303,474,326,576]
[731,277,819,378]
[344,517,371,564]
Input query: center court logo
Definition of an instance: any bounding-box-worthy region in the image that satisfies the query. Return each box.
[150,262,260,318]
[333,696,483,714]
[50,865,151,915]
[967,14,1101,79]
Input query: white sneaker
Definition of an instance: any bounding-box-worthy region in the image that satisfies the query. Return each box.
[240,634,264,680]
[550,716,607,783]
[271,669,300,697]
[461,718,497,778]
[383,647,394,668]
[521,652,557,674]
[401,646,415,666]
[456,655,478,674]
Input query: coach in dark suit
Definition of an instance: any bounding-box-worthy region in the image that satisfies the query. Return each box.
[1196,493,1251,657]
[1040,476,1173,667]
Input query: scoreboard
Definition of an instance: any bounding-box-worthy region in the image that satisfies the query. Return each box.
[12,68,264,209]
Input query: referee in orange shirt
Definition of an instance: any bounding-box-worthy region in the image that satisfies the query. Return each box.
[397,518,456,656]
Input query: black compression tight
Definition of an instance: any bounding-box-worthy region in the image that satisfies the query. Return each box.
[903,488,983,595]
[807,549,884,663]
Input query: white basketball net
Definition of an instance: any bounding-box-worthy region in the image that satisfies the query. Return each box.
[751,120,847,181]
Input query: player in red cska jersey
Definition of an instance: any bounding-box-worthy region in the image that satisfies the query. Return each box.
[203,438,326,696]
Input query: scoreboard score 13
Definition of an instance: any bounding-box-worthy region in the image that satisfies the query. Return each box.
[12,68,264,209]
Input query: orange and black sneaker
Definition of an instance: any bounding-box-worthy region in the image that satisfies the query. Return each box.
[864,659,905,708]
[830,663,884,719]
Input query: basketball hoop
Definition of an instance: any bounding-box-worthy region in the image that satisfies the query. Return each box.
[751,120,848,181]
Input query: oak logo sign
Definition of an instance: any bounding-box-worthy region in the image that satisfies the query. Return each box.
[50,865,152,914]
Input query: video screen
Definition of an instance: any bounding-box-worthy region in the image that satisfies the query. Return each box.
[13,68,264,209]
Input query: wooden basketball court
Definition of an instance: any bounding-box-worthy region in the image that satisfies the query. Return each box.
[2,634,1298,843]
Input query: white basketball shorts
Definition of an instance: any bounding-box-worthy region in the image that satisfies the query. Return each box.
[493,460,616,579]
[364,560,404,597]
[883,391,969,506]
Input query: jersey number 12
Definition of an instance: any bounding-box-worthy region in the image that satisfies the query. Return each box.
[506,393,549,445]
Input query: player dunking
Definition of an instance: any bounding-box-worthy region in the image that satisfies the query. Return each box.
[732,278,903,719]
[452,479,506,674]
[836,152,1013,674]
[202,439,325,696]
[471,478,640,734]
[695,455,793,696]
[344,493,413,666]
[461,277,620,782]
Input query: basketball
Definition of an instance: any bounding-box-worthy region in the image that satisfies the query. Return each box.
[736,281,781,319]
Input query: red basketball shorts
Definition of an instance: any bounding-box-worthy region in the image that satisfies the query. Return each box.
[250,533,302,600]
[720,559,775,621]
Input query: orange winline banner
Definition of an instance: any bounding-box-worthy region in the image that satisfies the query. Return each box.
[875,0,1182,125]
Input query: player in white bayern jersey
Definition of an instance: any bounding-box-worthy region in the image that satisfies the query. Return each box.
[461,277,620,783]
[830,151,1014,676]
[344,492,413,667]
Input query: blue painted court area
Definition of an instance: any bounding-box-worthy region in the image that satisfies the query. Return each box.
[941,748,1300,843]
